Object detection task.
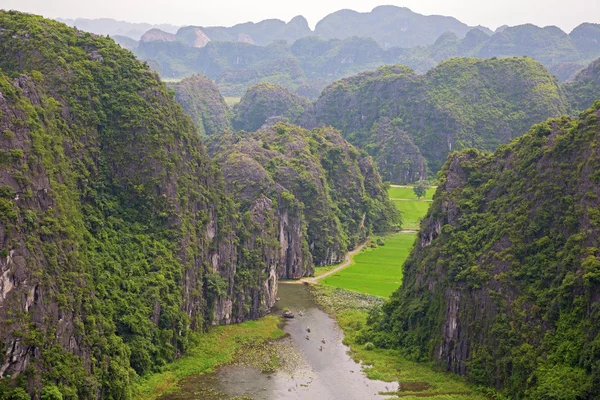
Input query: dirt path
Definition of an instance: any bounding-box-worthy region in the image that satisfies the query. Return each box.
[299,241,368,285]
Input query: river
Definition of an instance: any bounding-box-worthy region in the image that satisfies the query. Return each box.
[161,283,398,399]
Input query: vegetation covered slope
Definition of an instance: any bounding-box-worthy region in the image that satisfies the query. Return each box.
[212,123,399,266]
[232,83,310,132]
[563,57,600,114]
[133,20,600,98]
[0,12,283,398]
[167,74,231,138]
[368,104,600,398]
[308,58,569,178]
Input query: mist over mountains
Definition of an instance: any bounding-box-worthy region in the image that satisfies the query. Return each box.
[58,6,600,99]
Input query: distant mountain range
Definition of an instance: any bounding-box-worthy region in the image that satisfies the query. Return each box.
[56,17,179,40]
[57,7,600,98]
[58,6,488,48]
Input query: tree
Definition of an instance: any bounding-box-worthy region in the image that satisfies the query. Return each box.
[413,180,429,199]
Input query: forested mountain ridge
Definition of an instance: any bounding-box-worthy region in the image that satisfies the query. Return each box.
[167,75,232,139]
[0,11,278,398]
[231,83,310,132]
[0,12,401,397]
[564,57,600,114]
[304,57,569,179]
[128,19,600,98]
[211,123,399,267]
[58,6,481,48]
[364,103,600,397]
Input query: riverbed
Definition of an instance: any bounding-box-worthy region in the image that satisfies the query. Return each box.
[161,283,398,399]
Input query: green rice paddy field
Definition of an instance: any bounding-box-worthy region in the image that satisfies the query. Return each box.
[321,233,416,297]
[388,186,434,200]
[389,186,434,230]
[320,185,434,297]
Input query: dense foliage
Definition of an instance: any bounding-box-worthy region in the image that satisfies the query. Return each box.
[308,58,569,179]
[0,12,276,398]
[364,103,600,398]
[167,74,232,139]
[212,123,400,266]
[232,83,310,132]
[564,57,600,114]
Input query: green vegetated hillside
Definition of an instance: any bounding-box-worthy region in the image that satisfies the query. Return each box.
[167,74,232,139]
[0,12,398,399]
[231,83,310,132]
[211,123,399,267]
[137,35,394,98]
[0,11,283,398]
[308,58,569,179]
[365,104,600,398]
[564,57,600,114]
[402,23,600,80]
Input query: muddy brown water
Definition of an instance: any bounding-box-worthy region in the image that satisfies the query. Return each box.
[161,283,398,399]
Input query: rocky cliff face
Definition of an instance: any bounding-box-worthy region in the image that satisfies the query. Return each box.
[0,12,275,398]
[176,26,211,48]
[167,75,231,138]
[375,104,600,397]
[212,123,399,269]
[307,58,569,178]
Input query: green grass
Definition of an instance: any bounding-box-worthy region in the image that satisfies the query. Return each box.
[394,199,432,230]
[387,186,433,230]
[311,286,488,399]
[134,316,285,400]
[313,263,341,277]
[337,308,487,399]
[160,77,183,83]
[321,233,416,297]
[388,186,434,200]
[224,96,241,107]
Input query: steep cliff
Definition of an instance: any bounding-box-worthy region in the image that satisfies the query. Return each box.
[167,75,231,138]
[372,103,600,397]
[232,83,310,132]
[0,12,276,398]
[212,123,399,268]
[308,58,569,178]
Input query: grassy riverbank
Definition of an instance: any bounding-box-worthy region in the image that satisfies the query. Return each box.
[135,316,285,399]
[311,286,489,400]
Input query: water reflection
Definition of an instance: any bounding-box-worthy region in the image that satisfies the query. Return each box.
[161,283,397,399]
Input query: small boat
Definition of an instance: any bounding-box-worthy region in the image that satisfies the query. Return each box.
[298,311,304,316]
[282,310,294,318]
[276,297,280,301]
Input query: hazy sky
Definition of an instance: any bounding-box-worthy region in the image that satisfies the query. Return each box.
[1,0,599,32]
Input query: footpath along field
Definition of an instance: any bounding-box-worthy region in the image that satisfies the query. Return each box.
[320,232,415,297]
[319,185,434,297]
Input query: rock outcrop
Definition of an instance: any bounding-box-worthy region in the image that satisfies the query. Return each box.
[212,123,399,268]
[307,58,569,178]
[0,12,273,398]
[375,104,600,398]
[176,26,211,48]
